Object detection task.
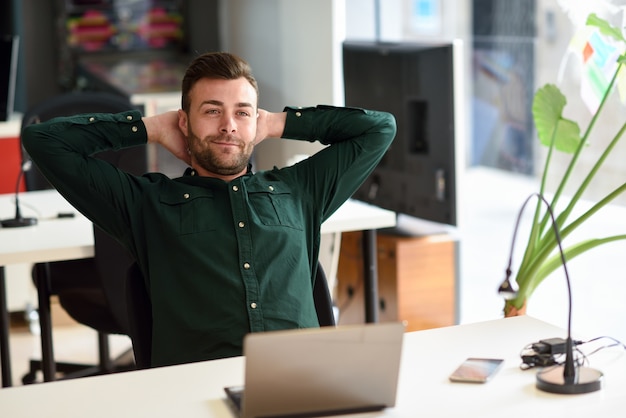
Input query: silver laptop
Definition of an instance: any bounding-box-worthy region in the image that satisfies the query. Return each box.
[224,322,405,418]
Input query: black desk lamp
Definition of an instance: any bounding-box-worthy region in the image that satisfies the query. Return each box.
[498,193,603,394]
[1,160,37,228]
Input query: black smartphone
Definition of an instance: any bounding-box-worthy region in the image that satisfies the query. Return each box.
[448,357,504,383]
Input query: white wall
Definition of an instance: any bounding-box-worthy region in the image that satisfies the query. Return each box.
[219,0,346,170]
[345,0,403,41]
[218,1,349,286]
[345,0,469,42]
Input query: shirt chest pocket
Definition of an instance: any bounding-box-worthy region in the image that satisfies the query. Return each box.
[159,190,219,236]
[247,183,303,231]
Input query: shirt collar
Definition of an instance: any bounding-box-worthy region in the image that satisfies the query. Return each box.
[183,163,254,177]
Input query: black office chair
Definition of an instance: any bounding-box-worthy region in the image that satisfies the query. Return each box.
[126,261,337,370]
[19,91,147,383]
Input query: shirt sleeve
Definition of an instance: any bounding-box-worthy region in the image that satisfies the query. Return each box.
[278,105,397,221]
[21,110,148,245]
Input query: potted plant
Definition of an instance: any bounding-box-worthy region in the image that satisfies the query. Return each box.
[503,13,626,316]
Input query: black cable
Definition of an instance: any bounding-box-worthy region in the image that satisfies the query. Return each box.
[578,336,626,358]
[520,336,626,370]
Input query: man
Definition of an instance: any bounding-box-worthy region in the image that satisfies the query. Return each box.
[23,52,396,367]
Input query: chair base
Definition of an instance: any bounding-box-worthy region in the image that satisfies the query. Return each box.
[22,347,136,384]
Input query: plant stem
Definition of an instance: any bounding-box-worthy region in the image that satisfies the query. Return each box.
[555,121,626,228]
[516,113,561,283]
[519,181,626,302]
[539,62,623,233]
[528,234,626,297]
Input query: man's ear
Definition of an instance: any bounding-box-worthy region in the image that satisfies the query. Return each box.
[178,109,189,137]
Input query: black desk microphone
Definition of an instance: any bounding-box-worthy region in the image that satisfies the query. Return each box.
[498,193,603,394]
[1,160,37,228]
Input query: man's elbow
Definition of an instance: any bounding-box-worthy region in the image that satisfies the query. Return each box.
[380,112,397,143]
[21,123,44,155]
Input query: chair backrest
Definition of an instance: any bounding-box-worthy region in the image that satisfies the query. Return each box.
[92,226,136,333]
[126,263,153,369]
[125,261,336,369]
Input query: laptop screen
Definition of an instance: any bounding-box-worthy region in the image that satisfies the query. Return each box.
[226,322,405,418]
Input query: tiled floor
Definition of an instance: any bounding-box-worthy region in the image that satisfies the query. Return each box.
[6,167,626,387]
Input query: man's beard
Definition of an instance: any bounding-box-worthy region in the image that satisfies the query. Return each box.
[187,126,253,176]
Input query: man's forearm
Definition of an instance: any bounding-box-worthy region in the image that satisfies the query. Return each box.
[265,111,287,139]
[281,105,396,147]
[20,110,148,240]
[22,110,148,159]
[143,111,191,165]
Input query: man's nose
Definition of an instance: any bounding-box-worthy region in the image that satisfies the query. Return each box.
[220,115,236,133]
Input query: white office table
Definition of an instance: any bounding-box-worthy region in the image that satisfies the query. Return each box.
[0,190,395,265]
[1,316,624,417]
[0,191,95,266]
[0,190,396,387]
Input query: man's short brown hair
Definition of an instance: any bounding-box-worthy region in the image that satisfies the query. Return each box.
[181,52,259,112]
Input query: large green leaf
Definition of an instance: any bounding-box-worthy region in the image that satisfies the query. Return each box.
[532,84,582,153]
[587,13,625,43]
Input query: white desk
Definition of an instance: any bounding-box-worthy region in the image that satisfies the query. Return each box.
[1,316,624,417]
[0,190,94,266]
[0,191,393,266]
[0,190,396,387]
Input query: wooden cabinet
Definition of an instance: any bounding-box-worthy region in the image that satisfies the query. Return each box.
[335,231,458,332]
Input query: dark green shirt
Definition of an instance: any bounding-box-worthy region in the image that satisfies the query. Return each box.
[22,105,396,367]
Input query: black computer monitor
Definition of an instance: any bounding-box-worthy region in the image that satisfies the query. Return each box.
[0,34,18,122]
[343,40,464,227]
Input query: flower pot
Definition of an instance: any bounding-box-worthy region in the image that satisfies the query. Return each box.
[504,300,527,317]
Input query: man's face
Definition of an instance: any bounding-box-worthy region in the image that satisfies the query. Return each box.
[179,77,258,178]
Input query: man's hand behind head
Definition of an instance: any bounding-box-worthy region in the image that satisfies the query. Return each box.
[143,111,191,166]
[254,109,286,145]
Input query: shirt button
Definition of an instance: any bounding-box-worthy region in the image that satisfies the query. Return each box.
[295,111,302,117]
[89,117,95,122]
[238,221,245,228]
[268,185,274,191]
[243,262,250,269]
[132,126,138,132]
[126,115,133,120]
[232,185,239,192]
[250,302,258,309]
[183,193,190,199]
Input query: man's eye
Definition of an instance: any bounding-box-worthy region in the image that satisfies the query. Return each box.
[237,111,250,117]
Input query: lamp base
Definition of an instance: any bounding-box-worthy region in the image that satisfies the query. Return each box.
[536,365,603,394]
[0,217,37,228]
